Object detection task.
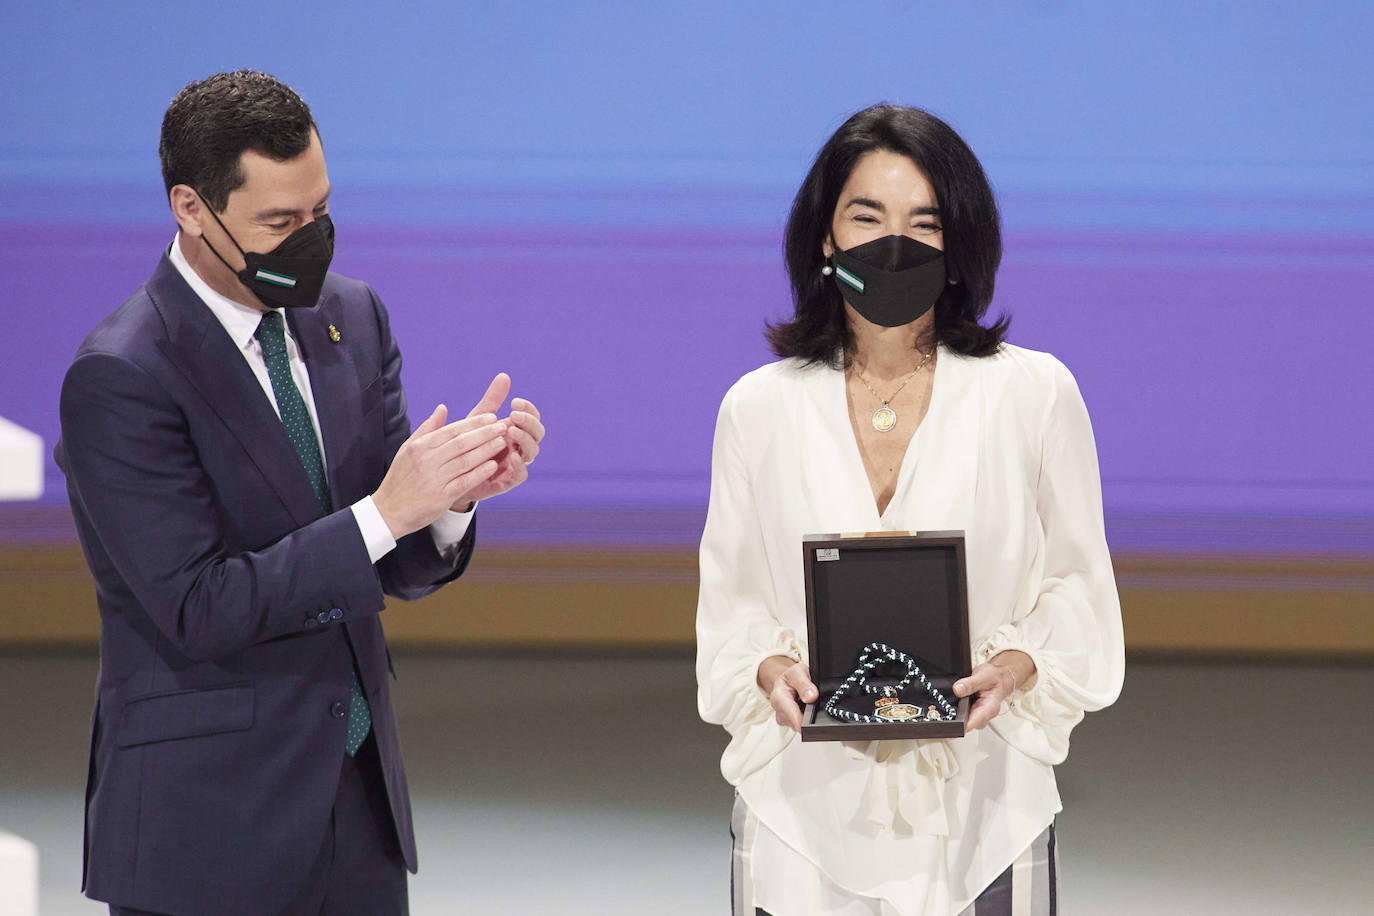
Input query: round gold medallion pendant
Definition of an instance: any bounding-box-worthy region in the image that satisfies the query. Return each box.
[872,406,897,432]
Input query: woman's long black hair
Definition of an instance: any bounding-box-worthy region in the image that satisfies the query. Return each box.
[768,104,1008,366]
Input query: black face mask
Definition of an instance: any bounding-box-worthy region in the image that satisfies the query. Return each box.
[829,235,946,328]
[199,197,335,309]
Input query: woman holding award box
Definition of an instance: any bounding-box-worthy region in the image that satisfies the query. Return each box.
[696,104,1124,915]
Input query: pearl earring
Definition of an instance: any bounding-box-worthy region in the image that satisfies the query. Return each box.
[821,264,834,276]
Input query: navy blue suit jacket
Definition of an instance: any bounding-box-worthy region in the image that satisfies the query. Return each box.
[56,253,472,914]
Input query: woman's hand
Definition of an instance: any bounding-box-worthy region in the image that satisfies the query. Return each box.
[952,649,1035,730]
[757,655,818,732]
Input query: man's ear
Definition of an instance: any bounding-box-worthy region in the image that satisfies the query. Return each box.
[169,185,204,239]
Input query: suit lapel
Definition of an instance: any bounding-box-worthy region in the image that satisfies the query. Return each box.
[288,292,367,508]
[148,255,325,528]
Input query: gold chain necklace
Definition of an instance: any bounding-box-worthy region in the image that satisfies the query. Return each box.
[853,349,934,432]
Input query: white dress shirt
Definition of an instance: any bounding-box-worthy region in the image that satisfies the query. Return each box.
[169,233,473,563]
[696,344,1124,916]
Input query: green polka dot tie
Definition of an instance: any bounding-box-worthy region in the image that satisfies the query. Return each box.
[256,311,372,756]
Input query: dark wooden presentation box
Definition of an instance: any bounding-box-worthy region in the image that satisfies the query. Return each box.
[800,531,972,741]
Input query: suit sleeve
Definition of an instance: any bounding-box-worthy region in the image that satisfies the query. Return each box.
[60,351,388,663]
[366,285,476,600]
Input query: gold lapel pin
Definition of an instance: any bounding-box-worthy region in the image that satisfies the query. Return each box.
[328,324,341,343]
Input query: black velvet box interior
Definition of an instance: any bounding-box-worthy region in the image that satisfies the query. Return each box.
[800,531,972,741]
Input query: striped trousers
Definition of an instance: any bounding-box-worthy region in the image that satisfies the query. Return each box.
[732,794,1058,916]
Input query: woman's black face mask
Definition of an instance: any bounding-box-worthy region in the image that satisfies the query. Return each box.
[829,234,945,328]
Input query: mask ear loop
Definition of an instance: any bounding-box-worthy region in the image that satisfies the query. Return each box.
[192,189,250,275]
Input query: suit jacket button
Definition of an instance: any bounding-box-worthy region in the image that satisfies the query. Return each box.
[329,608,344,621]
[316,611,331,624]
[330,701,347,719]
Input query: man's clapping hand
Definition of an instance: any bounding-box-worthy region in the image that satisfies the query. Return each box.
[456,372,544,505]
[372,372,545,539]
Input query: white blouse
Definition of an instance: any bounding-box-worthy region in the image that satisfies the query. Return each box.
[695,344,1124,916]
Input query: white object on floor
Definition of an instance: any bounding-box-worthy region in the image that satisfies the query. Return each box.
[0,416,44,501]
[0,828,39,916]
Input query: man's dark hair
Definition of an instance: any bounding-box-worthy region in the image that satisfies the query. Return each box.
[768,104,1008,366]
[159,70,318,212]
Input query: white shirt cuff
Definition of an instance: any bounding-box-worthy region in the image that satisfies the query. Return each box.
[351,496,398,564]
[429,503,476,564]
[351,497,474,566]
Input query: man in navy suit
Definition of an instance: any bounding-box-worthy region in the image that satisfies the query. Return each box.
[55,70,545,915]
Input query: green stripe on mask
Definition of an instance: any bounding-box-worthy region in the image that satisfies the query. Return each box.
[835,265,864,294]
[255,269,298,288]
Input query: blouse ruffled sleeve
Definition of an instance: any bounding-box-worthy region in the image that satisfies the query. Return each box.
[981,357,1125,765]
[695,381,802,783]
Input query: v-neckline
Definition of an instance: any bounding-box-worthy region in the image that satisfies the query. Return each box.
[837,347,945,523]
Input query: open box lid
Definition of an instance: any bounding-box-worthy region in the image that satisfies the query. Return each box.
[802,531,972,686]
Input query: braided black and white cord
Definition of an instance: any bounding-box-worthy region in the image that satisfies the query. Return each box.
[823,642,957,724]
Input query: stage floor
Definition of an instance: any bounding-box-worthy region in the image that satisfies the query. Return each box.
[3,651,1370,914]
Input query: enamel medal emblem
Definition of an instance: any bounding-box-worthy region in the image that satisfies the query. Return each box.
[874,696,922,720]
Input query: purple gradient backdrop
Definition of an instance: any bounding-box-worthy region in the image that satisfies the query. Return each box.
[3,221,1370,551]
